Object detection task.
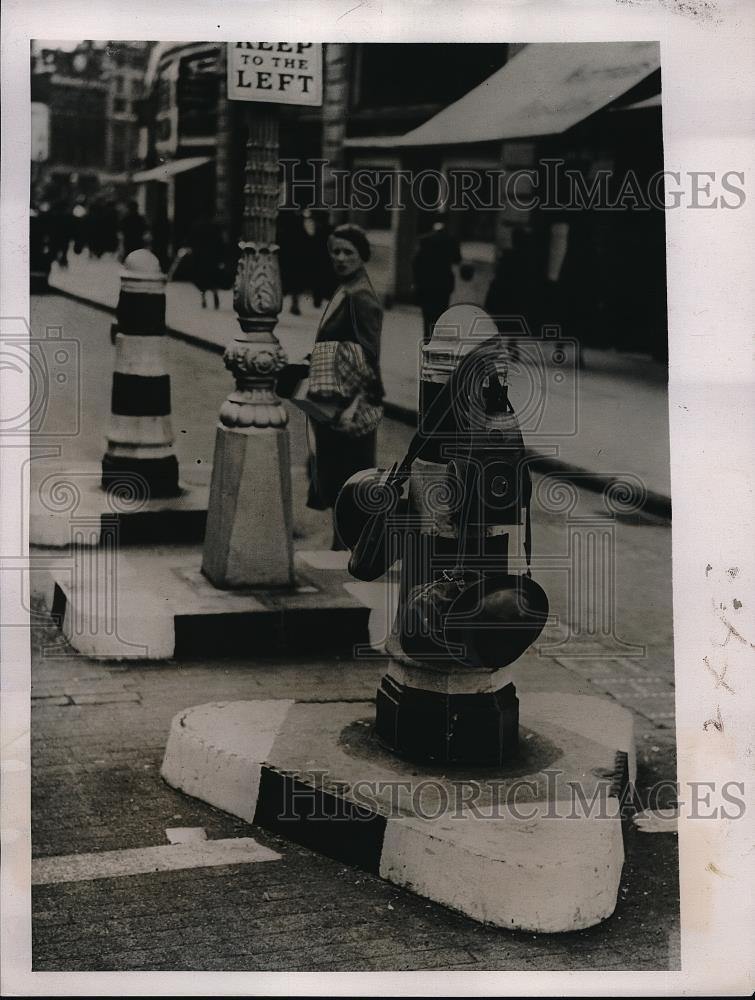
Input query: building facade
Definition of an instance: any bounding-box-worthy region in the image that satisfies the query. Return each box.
[317,43,512,304]
[30,40,667,355]
[31,40,150,202]
[318,42,666,355]
[135,42,323,270]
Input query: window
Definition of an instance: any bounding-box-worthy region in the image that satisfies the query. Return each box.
[156,117,172,143]
[51,84,106,166]
[177,51,219,137]
[350,164,399,231]
[444,166,500,243]
[157,77,172,114]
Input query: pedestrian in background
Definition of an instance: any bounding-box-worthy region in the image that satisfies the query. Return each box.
[49,198,73,268]
[453,261,477,304]
[119,200,148,260]
[187,216,225,309]
[308,209,337,309]
[484,227,537,359]
[88,199,119,258]
[277,210,311,316]
[305,224,385,550]
[29,202,54,292]
[412,213,461,343]
[72,198,88,256]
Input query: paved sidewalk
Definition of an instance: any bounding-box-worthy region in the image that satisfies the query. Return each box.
[26,292,680,973]
[29,600,680,972]
[48,254,671,508]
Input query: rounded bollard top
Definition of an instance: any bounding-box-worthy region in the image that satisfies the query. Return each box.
[120,249,166,294]
[421,303,500,382]
[123,248,163,275]
[427,304,499,351]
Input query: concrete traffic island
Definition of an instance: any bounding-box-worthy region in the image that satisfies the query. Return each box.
[38,109,370,661]
[34,143,374,660]
[161,692,635,933]
[42,548,371,660]
[161,315,640,933]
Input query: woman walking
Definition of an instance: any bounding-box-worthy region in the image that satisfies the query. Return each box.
[305,224,385,549]
[188,216,225,309]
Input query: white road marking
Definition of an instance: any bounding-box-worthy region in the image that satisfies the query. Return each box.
[32,837,281,885]
[165,826,207,844]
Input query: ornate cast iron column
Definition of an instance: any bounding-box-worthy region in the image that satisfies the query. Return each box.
[202,105,295,588]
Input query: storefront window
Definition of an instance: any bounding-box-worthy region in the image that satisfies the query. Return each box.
[350,166,397,231]
[178,51,219,137]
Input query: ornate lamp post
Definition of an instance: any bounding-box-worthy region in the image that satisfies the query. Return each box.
[202,44,323,588]
[201,105,294,588]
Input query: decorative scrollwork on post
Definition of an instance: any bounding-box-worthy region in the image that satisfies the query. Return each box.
[218,105,289,431]
[219,340,288,429]
[233,242,283,330]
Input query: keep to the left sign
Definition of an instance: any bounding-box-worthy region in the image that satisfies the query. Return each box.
[227,43,323,107]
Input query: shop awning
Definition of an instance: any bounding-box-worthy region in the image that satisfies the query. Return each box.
[345,41,660,149]
[131,156,212,183]
[612,92,662,111]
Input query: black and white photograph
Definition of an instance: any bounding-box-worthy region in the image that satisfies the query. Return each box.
[2,2,753,996]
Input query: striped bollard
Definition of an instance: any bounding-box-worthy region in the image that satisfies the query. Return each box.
[101,249,180,498]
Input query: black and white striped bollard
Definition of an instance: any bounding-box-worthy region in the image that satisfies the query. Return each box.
[101,249,180,498]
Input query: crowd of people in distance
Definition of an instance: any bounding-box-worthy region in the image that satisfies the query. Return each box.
[30,178,544,355]
[30,188,148,272]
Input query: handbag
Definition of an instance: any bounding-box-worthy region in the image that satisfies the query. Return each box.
[289,341,384,431]
[291,379,342,424]
[277,358,343,423]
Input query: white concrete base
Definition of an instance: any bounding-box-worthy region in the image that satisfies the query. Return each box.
[44,544,371,660]
[161,700,294,823]
[161,693,635,932]
[29,460,208,548]
[380,803,624,933]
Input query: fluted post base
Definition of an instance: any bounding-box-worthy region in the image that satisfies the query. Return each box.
[201,424,294,588]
